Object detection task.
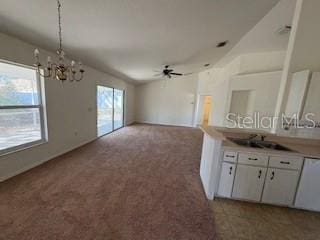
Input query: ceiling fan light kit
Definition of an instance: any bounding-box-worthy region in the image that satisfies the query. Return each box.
[33,0,84,82]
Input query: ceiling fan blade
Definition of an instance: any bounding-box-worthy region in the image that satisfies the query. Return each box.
[153,73,163,77]
[153,70,162,73]
[170,73,183,76]
[183,72,194,76]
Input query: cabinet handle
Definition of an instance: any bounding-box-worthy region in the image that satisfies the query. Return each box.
[248,158,258,161]
[258,170,262,179]
[280,161,290,165]
[226,155,235,158]
[271,171,275,180]
[229,166,233,175]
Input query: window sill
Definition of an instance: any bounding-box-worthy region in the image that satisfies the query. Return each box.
[0,139,48,157]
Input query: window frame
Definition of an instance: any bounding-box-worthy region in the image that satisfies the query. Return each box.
[0,59,48,156]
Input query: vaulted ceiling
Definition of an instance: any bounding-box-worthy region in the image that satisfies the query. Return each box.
[0,0,279,82]
[216,0,296,67]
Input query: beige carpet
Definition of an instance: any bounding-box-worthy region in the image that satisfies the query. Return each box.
[0,124,217,240]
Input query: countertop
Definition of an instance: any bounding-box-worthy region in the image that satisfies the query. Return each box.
[200,125,320,159]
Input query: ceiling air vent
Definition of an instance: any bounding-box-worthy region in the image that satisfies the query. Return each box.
[216,41,229,48]
[276,25,292,35]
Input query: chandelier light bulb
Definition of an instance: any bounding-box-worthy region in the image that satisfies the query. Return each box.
[79,61,83,70]
[34,49,40,58]
[60,50,65,58]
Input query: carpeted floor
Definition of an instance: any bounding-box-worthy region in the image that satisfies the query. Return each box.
[0,124,217,240]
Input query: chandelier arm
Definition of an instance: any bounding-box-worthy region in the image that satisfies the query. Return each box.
[71,71,85,81]
[68,68,74,82]
[36,65,52,78]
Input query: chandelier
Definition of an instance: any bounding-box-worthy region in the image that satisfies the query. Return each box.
[34,0,84,82]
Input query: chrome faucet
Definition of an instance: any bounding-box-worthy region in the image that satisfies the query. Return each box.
[247,134,266,142]
[247,134,258,141]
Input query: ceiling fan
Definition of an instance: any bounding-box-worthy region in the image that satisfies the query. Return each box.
[153,65,184,79]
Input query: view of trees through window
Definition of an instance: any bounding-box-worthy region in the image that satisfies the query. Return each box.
[0,61,44,152]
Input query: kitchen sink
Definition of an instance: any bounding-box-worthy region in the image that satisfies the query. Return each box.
[254,141,294,152]
[227,138,263,148]
[228,138,294,152]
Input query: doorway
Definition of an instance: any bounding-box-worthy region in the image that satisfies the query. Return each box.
[195,95,212,126]
[202,96,212,125]
[97,85,124,137]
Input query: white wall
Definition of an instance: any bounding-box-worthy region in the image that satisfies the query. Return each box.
[225,71,282,130]
[238,51,286,74]
[0,32,135,181]
[289,0,320,73]
[135,75,198,127]
[198,51,286,127]
[274,0,320,138]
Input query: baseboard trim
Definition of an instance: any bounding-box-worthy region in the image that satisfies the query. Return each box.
[126,121,136,126]
[0,138,96,183]
[135,121,195,128]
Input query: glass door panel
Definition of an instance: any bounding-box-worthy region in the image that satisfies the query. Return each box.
[97,86,113,136]
[113,89,124,129]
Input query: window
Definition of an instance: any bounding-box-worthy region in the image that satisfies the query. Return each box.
[0,60,47,155]
[97,86,124,137]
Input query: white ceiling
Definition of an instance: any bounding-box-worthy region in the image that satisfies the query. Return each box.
[0,0,279,83]
[216,0,297,67]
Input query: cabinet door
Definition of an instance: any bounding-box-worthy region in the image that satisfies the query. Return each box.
[217,162,236,198]
[232,165,266,201]
[262,168,299,206]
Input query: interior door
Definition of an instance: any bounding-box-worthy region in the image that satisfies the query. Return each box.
[232,165,266,202]
[262,168,299,206]
[97,86,113,136]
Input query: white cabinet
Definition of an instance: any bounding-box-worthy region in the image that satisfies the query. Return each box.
[217,162,236,198]
[216,149,316,210]
[232,165,267,202]
[302,73,320,122]
[295,158,320,211]
[285,70,310,117]
[200,134,223,200]
[262,168,300,206]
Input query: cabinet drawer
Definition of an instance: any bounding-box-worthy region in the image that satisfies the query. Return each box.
[238,153,269,167]
[223,151,238,163]
[269,156,303,170]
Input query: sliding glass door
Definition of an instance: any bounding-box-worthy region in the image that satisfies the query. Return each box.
[114,89,124,130]
[97,86,124,137]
